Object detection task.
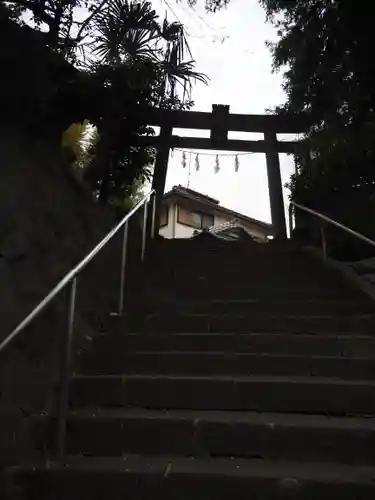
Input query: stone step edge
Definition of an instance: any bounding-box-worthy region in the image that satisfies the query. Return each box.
[84,351,375,360]
[60,409,375,431]
[114,332,375,339]
[71,374,375,386]
[13,454,375,485]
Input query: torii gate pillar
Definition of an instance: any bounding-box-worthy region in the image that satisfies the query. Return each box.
[264,130,287,239]
[152,122,172,231]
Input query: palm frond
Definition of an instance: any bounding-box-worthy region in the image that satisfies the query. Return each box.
[160,19,192,65]
[161,59,209,98]
[94,0,162,62]
[92,0,207,99]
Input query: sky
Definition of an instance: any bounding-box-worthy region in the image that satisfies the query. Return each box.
[155,0,296,225]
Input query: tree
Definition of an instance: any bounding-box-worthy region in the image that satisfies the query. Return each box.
[178,0,230,11]
[1,0,207,209]
[253,0,375,257]
[1,0,110,59]
[82,0,207,204]
[258,3,375,196]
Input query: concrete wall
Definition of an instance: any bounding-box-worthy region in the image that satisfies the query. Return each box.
[159,225,173,238]
[159,203,178,239]
[159,203,173,238]
[174,222,196,239]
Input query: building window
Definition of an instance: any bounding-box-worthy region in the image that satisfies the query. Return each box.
[201,214,214,229]
[160,205,168,227]
[177,206,214,229]
[191,212,202,228]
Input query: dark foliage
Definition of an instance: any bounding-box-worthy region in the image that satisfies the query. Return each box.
[0,7,81,137]
[181,0,230,12]
[0,0,207,207]
[261,1,375,254]
[187,0,375,255]
[1,0,108,60]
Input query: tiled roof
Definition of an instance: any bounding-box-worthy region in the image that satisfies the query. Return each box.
[164,185,219,206]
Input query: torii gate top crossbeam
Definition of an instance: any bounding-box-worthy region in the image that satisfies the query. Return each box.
[136,106,310,134]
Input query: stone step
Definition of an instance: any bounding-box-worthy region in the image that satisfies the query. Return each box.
[80,351,375,380]
[143,259,325,272]
[127,286,365,301]
[152,242,305,255]
[153,239,297,250]
[149,254,311,264]
[144,251,321,268]
[140,259,330,276]
[127,272,365,298]
[34,410,375,465]
[123,313,375,334]
[146,253,323,269]
[11,455,375,499]
[133,273,347,288]
[144,261,325,275]
[87,332,375,357]
[70,375,375,415]
[132,279,347,295]
[129,287,365,305]
[124,298,374,315]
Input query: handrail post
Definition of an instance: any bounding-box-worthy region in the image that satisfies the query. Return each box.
[320,225,327,261]
[288,204,294,239]
[56,277,77,458]
[151,193,157,239]
[141,200,148,261]
[118,221,129,316]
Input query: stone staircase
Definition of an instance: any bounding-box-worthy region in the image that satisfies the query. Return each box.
[8,237,375,498]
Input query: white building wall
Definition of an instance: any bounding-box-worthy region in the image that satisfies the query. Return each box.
[159,223,173,238]
[158,203,179,239]
[174,222,195,239]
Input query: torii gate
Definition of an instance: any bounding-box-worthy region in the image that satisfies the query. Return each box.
[135,104,309,239]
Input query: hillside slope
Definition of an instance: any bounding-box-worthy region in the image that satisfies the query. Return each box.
[0,128,142,467]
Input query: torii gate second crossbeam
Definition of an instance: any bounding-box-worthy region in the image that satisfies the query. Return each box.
[135,104,309,239]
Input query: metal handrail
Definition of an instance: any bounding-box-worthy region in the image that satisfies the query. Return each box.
[289,201,375,260]
[0,188,156,457]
